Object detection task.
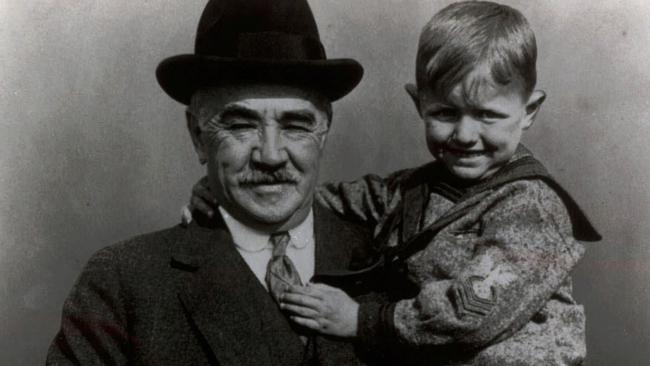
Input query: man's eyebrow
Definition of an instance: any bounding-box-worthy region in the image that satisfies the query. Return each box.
[279,109,316,123]
[422,103,457,114]
[426,102,454,109]
[215,104,261,123]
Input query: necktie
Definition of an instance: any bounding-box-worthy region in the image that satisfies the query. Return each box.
[265,231,303,304]
[266,232,313,348]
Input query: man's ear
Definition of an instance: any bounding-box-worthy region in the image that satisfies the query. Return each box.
[404,83,422,117]
[522,90,546,130]
[186,110,207,165]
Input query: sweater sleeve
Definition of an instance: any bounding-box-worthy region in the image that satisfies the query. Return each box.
[46,247,131,365]
[360,180,586,350]
[315,170,406,228]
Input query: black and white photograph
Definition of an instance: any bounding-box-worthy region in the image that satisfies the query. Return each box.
[1,0,649,365]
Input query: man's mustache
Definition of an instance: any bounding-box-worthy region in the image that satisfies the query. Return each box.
[239,169,298,185]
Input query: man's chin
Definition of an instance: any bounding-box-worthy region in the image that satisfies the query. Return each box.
[248,183,292,195]
[225,187,312,229]
[235,200,306,228]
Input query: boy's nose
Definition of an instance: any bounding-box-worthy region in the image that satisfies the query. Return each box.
[452,117,479,146]
[251,126,288,167]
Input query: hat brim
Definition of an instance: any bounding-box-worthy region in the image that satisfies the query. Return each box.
[156,55,363,105]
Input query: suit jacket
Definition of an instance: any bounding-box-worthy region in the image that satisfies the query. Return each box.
[47,204,374,365]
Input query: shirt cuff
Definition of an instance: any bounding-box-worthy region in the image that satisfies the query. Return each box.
[357,301,397,349]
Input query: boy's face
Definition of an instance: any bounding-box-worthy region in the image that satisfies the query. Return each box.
[410,73,545,181]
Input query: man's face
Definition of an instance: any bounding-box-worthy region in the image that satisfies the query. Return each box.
[188,84,330,231]
[414,71,543,181]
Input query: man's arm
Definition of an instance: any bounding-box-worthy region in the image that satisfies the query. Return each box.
[47,247,131,365]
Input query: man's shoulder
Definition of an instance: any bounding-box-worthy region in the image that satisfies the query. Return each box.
[84,224,188,272]
[313,202,373,236]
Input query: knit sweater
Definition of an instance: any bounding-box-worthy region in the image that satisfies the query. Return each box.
[315,145,600,365]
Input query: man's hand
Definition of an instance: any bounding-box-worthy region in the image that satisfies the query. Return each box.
[280,283,359,338]
[182,176,216,224]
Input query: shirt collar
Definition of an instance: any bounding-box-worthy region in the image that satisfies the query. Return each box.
[218,207,313,253]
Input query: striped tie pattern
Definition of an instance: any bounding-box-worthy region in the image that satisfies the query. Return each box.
[265,231,303,304]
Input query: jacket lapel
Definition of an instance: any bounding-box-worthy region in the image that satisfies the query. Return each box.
[312,203,377,275]
[313,203,353,274]
[171,213,305,366]
[311,203,369,366]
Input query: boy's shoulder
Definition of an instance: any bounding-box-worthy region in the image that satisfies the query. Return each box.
[479,146,600,242]
[384,145,550,203]
[390,145,600,242]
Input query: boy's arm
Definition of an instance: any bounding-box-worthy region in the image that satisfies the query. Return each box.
[315,171,404,228]
[182,172,404,228]
[358,181,586,350]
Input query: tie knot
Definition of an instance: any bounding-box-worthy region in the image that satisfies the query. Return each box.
[269,231,291,257]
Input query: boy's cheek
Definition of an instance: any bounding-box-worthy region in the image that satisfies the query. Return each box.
[425,140,440,158]
[424,124,450,154]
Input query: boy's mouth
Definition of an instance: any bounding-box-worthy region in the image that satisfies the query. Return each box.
[444,147,486,159]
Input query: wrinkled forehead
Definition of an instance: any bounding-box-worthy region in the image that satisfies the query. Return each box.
[189,84,329,121]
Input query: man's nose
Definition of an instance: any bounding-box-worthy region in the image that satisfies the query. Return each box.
[452,116,479,146]
[252,126,288,167]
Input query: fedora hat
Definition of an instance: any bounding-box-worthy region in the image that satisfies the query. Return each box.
[156,0,364,105]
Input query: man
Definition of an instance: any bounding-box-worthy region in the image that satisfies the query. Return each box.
[46,0,370,364]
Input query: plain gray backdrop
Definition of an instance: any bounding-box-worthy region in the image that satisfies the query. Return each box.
[1,0,649,364]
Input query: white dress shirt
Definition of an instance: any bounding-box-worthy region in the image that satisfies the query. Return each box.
[218,207,316,289]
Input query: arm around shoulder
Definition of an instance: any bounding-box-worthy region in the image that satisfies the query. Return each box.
[315,168,415,227]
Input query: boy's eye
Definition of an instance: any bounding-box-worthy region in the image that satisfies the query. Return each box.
[428,108,460,122]
[475,110,508,121]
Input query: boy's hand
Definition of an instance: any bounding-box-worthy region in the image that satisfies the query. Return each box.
[181,176,216,225]
[280,283,359,338]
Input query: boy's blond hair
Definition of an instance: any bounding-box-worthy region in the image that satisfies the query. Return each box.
[416,1,537,99]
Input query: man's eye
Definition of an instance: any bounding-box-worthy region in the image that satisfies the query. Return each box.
[226,121,256,130]
[284,124,312,132]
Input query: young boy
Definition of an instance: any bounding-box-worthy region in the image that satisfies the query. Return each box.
[187,2,600,364]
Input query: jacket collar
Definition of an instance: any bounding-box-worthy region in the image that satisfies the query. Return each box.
[171,211,306,366]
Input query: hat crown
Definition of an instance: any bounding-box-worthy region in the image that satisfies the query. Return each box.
[155,0,363,104]
[194,0,326,60]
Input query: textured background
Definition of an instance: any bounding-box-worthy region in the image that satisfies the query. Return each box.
[1,0,649,364]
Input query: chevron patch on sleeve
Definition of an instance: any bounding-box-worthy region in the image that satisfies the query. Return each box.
[452,276,497,318]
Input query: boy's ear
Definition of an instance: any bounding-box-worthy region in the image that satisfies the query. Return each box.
[404,83,422,117]
[186,110,208,165]
[522,90,546,129]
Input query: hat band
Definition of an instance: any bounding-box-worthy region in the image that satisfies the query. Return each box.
[236,32,326,60]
